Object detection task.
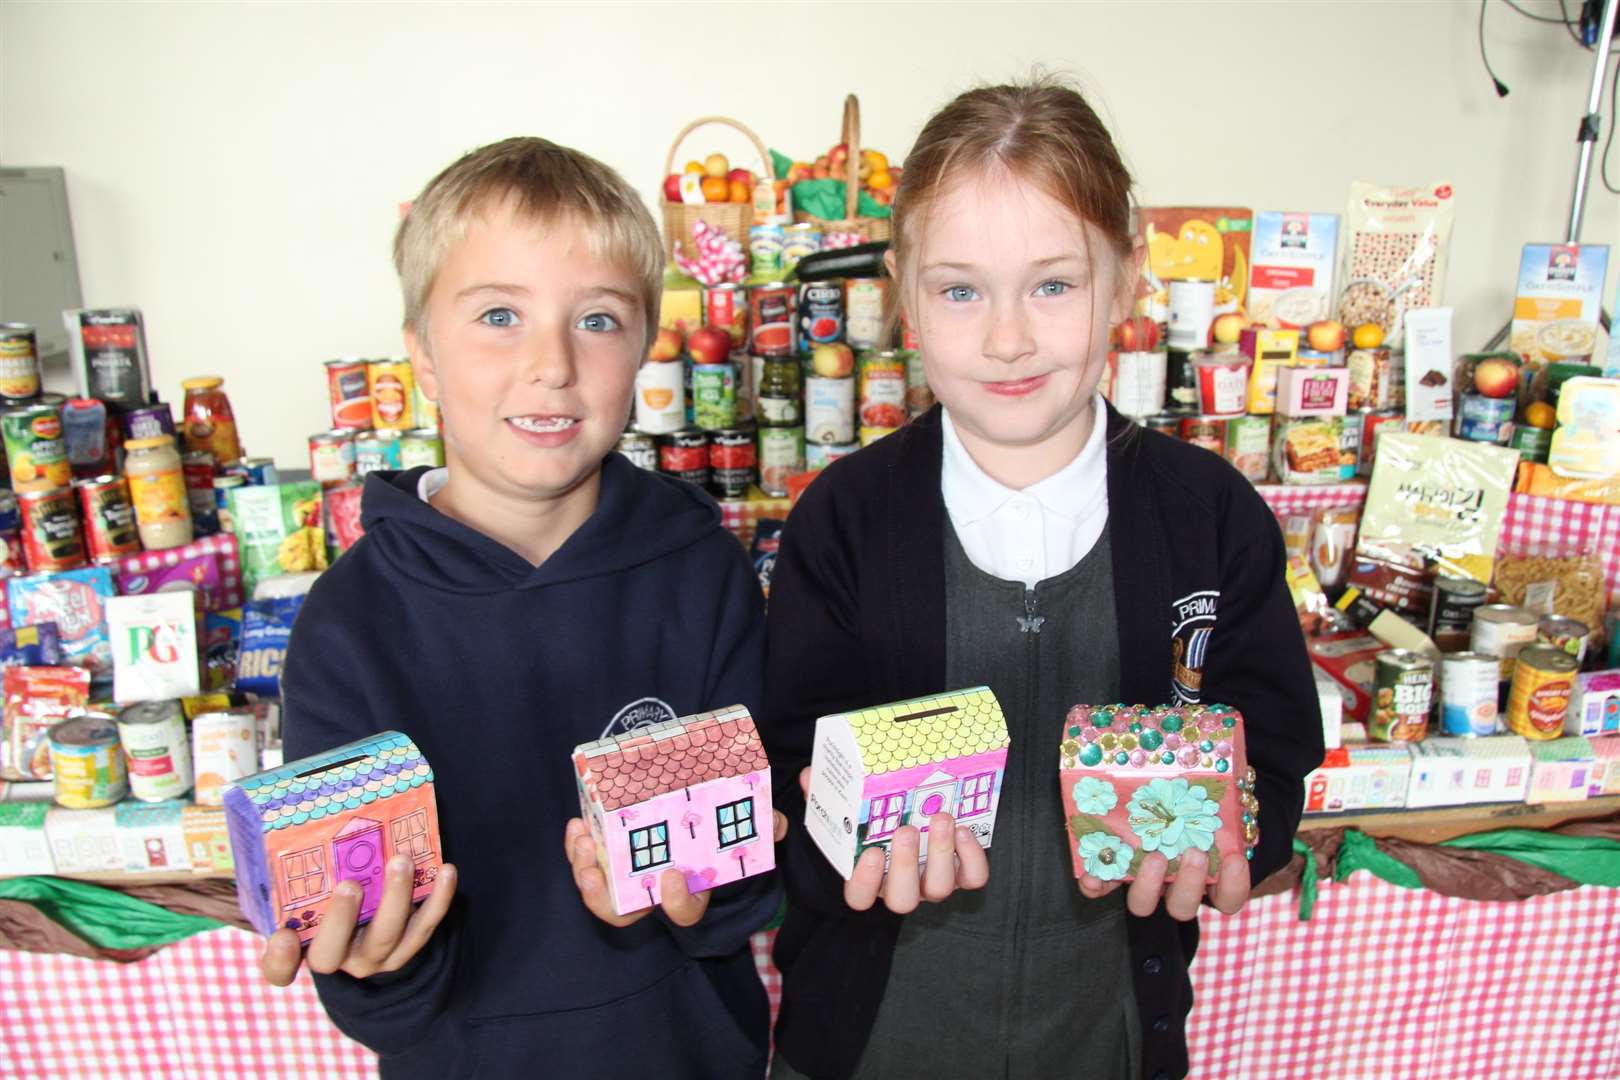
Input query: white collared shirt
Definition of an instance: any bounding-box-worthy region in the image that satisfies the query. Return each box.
[940,395,1110,588]
[418,467,449,502]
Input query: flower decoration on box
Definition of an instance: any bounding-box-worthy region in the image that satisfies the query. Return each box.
[1126,777,1223,860]
[674,220,748,287]
[1076,830,1133,882]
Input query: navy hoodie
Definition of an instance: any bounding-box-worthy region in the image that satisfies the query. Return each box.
[281,455,779,1079]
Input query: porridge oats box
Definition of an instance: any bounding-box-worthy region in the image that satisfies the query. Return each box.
[1510,243,1609,369]
[1248,212,1340,330]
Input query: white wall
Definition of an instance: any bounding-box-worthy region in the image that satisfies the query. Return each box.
[3,0,1616,469]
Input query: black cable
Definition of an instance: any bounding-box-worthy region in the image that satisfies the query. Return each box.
[1482,1,1513,96]
[1603,51,1619,194]
[1504,0,1574,23]
[1557,0,1592,47]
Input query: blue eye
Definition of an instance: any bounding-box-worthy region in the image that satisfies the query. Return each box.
[1036,280,1071,297]
[577,312,621,332]
[943,286,978,303]
[480,307,518,328]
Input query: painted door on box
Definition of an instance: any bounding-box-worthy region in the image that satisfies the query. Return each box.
[332,817,386,920]
[906,770,959,832]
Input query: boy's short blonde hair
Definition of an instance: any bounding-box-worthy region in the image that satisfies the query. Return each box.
[394,137,663,344]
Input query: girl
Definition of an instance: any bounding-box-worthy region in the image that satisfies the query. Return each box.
[760,80,1323,1080]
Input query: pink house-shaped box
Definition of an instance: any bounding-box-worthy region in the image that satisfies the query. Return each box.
[573,704,774,917]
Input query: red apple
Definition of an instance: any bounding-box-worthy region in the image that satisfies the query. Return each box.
[1306,320,1346,352]
[1115,316,1161,352]
[687,326,732,366]
[647,326,683,363]
[662,173,682,203]
[829,143,850,167]
[1473,357,1521,399]
[811,342,855,378]
[727,168,755,187]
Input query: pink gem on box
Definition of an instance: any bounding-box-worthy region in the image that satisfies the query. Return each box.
[1059,703,1258,885]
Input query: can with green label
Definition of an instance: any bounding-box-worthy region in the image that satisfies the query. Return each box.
[399,428,445,470]
[1,402,71,493]
[1510,423,1552,464]
[692,363,737,431]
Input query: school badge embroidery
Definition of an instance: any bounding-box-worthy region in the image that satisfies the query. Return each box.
[1170,590,1219,704]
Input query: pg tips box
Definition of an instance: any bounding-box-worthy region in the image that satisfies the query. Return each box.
[804,687,1008,878]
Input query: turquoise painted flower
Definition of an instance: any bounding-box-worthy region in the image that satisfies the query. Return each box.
[1071,776,1119,815]
[1126,777,1222,859]
[1077,831,1133,882]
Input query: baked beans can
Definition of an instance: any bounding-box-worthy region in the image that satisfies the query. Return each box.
[1142,414,1181,436]
[903,349,934,418]
[354,430,403,476]
[0,324,41,404]
[2,402,71,493]
[844,278,889,351]
[704,284,749,351]
[749,283,796,357]
[1428,576,1488,653]
[1457,393,1515,444]
[658,428,709,487]
[616,430,657,471]
[74,475,140,562]
[1506,644,1579,740]
[399,429,445,470]
[367,358,415,432]
[758,425,804,497]
[692,363,738,431]
[858,350,908,430]
[1357,408,1404,477]
[1471,604,1542,682]
[1440,652,1501,737]
[1223,414,1271,483]
[805,375,856,445]
[634,360,686,435]
[48,714,128,809]
[1371,648,1433,742]
[1180,415,1225,455]
[309,430,357,486]
[117,699,193,802]
[1537,615,1590,665]
[797,282,844,351]
[192,710,258,806]
[710,427,757,498]
[325,358,372,430]
[19,487,86,573]
[806,441,858,471]
[1193,356,1251,417]
[123,404,175,443]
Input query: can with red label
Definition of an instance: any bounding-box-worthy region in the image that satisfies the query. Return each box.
[1193,355,1251,417]
[1357,408,1403,477]
[326,358,372,430]
[1180,415,1226,455]
[1506,644,1578,740]
[703,284,749,351]
[710,427,757,498]
[749,283,796,358]
[19,487,86,573]
[181,451,220,537]
[309,430,356,486]
[658,428,709,487]
[74,475,141,562]
[117,699,193,802]
[797,282,845,351]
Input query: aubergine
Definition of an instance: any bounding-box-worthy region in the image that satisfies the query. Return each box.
[791,242,889,283]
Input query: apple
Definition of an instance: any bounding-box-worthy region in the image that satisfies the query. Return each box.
[1211,313,1248,346]
[703,154,729,179]
[811,342,855,379]
[829,143,850,167]
[1473,357,1521,399]
[662,174,681,203]
[687,326,732,366]
[1306,320,1346,352]
[647,327,683,363]
[727,168,754,187]
[1115,316,1161,352]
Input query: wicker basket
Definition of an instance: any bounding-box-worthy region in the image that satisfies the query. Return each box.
[793,94,892,244]
[660,115,774,262]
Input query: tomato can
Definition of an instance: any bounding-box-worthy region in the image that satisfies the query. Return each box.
[703,284,749,351]
[354,430,403,477]
[1506,644,1579,740]
[48,714,128,809]
[1357,408,1404,477]
[844,278,889,351]
[0,324,42,404]
[1537,615,1590,665]
[1180,415,1225,455]
[858,350,908,430]
[710,427,757,498]
[192,710,258,806]
[758,425,804,497]
[2,402,71,493]
[1371,648,1433,742]
[1428,577,1488,653]
[400,428,445,470]
[117,699,193,802]
[749,283,796,357]
[367,358,415,431]
[797,283,844,351]
[1471,604,1542,683]
[309,430,357,486]
[658,428,709,487]
[19,487,86,573]
[805,376,855,445]
[1193,356,1251,417]
[74,475,141,562]
[1440,652,1501,737]
[326,358,373,430]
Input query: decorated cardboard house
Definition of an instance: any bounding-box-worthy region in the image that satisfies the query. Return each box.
[224,731,441,942]
[1059,703,1258,885]
[804,686,1008,878]
[573,704,773,916]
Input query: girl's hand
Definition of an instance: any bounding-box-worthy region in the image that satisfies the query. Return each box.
[259,855,458,986]
[1078,849,1250,921]
[799,766,990,915]
[566,818,713,928]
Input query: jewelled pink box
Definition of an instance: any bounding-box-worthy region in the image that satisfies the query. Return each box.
[1059,703,1257,885]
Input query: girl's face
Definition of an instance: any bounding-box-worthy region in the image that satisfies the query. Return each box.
[898,171,1136,482]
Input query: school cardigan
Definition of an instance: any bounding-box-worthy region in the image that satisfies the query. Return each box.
[759,401,1324,1080]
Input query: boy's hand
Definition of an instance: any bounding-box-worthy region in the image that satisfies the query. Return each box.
[259,855,458,987]
[799,767,989,915]
[1077,849,1250,920]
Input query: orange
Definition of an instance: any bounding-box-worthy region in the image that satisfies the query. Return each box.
[700,175,729,202]
[1351,323,1384,349]
[862,149,889,172]
[683,160,704,175]
[727,178,751,203]
[867,169,893,191]
[1525,401,1557,430]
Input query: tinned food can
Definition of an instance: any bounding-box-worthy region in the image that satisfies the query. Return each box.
[1440,652,1501,737]
[806,441,858,471]
[1223,414,1271,483]
[703,283,749,351]
[117,699,193,802]
[710,427,757,499]
[326,358,372,430]
[19,487,86,573]
[2,402,71,493]
[74,475,141,562]
[1180,415,1225,455]
[367,358,415,432]
[49,714,128,809]
[903,349,934,418]
[354,430,403,477]
[1358,408,1404,477]
[805,376,856,445]
[758,425,805,497]
[616,431,657,471]
[1457,393,1515,445]
[1471,604,1541,683]
[309,430,357,486]
[0,324,42,404]
[1506,644,1579,740]
[192,710,258,806]
[1142,414,1181,436]
[1537,615,1590,665]
[1428,577,1488,653]
[658,428,709,488]
[749,283,796,358]
[0,489,23,576]
[858,350,908,431]
[1371,648,1433,742]
[399,429,445,470]
[844,278,889,351]
[797,282,844,350]
[691,364,738,431]
[213,475,245,535]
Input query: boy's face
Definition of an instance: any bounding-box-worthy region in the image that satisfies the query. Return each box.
[408,201,644,506]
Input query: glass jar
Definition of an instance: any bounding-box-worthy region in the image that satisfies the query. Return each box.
[181,376,242,465]
[756,358,803,427]
[124,436,194,550]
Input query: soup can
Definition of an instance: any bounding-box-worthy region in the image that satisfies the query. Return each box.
[1180,415,1225,455]
[1371,648,1433,742]
[749,283,796,358]
[858,350,908,430]
[657,428,709,487]
[75,475,141,563]
[325,358,372,430]
[353,430,403,477]
[1537,615,1590,665]
[117,699,194,802]
[1505,644,1579,740]
[616,430,658,471]
[704,283,749,351]
[806,441,858,471]
[710,427,757,498]
[1112,351,1168,418]
[1428,577,1488,653]
[49,714,128,809]
[399,429,446,470]
[1440,652,1501,737]
[805,376,856,445]
[0,323,42,404]
[1193,356,1251,417]
[367,358,415,432]
[192,710,259,806]
[19,486,86,573]
[2,402,71,494]
[309,429,357,486]
[1470,604,1541,683]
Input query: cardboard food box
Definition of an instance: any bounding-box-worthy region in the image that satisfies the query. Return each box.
[1567,670,1620,737]
[115,533,243,614]
[1058,703,1256,884]
[107,592,200,704]
[1406,736,1533,808]
[1527,736,1598,803]
[573,704,774,916]
[225,731,441,942]
[1315,668,1346,751]
[1510,243,1610,368]
[1248,211,1340,329]
[1310,632,1387,723]
[1138,207,1254,319]
[805,687,1008,879]
[1303,743,1414,813]
[116,799,191,873]
[0,802,55,875]
[1240,327,1302,415]
[44,805,124,873]
[1276,366,1350,418]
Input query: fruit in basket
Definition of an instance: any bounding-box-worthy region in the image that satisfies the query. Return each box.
[1473,356,1521,399]
[704,154,730,179]
[1306,320,1346,352]
[727,179,750,203]
[812,158,830,180]
[648,327,684,363]
[684,160,704,175]
[688,327,732,366]
[863,149,889,173]
[867,169,894,191]
[1524,401,1556,429]
[812,343,856,379]
[727,168,754,186]
[700,176,729,202]
[663,174,682,202]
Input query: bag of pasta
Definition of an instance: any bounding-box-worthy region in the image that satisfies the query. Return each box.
[1493,547,1607,649]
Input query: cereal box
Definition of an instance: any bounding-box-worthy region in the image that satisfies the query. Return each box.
[1510,243,1609,368]
[1248,212,1340,329]
[227,482,325,597]
[115,533,243,614]
[107,592,200,704]
[1138,207,1254,319]
[7,566,116,675]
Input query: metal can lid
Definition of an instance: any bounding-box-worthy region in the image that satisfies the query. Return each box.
[118,700,183,727]
[50,713,120,748]
[0,323,36,333]
[181,376,225,390]
[1516,644,1580,672]
[1476,603,1538,625]
[1441,651,1496,664]
[1539,614,1590,634]
[325,357,368,367]
[17,486,72,502]
[241,457,275,468]
[213,475,246,489]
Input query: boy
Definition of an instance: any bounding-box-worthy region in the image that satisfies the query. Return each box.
[261,137,779,1079]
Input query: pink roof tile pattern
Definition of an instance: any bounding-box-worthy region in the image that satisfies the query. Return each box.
[573,705,768,812]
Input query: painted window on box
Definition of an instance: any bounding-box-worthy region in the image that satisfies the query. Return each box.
[717,798,756,848]
[390,809,433,861]
[630,823,670,872]
[868,793,906,839]
[957,772,995,818]
[282,847,328,903]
